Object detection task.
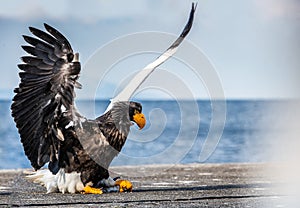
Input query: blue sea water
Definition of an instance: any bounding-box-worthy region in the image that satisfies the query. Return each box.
[0,99,294,169]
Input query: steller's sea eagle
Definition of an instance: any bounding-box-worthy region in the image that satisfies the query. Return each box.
[11,3,196,194]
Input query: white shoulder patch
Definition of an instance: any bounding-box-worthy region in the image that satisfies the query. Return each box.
[65,121,74,129]
[60,104,67,113]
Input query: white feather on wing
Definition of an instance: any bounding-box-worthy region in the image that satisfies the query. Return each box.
[105,3,196,112]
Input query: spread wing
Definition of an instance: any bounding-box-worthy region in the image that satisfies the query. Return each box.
[11,23,82,170]
[106,3,196,112]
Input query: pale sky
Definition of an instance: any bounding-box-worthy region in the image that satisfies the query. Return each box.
[0,0,299,100]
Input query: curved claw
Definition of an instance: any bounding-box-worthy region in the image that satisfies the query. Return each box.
[115,179,133,192]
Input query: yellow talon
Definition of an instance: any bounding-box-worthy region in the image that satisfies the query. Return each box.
[114,179,133,192]
[82,185,103,194]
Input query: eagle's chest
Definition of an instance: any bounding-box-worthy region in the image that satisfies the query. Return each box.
[60,120,128,182]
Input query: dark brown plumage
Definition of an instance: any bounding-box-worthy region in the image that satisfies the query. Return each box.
[11,23,145,185]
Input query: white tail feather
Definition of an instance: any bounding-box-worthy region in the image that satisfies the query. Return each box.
[25,169,84,194]
[26,169,58,193]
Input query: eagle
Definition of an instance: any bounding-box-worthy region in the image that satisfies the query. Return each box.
[11,4,196,194]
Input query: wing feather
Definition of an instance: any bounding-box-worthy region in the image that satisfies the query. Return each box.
[107,3,196,111]
[28,26,58,46]
[23,35,54,53]
[11,23,81,170]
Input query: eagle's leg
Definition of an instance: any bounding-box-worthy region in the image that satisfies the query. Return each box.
[97,177,133,193]
[82,185,103,194]
[114,179,133,192]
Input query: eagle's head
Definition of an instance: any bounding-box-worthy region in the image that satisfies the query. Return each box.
[110,101,146,135]
[128,101,146,130]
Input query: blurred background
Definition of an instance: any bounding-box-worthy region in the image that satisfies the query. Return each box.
[0,0,299,100]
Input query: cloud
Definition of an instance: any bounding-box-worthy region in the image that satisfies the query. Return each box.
[0,0,141,22]
[0,0,192,24]
[254,0,300,21]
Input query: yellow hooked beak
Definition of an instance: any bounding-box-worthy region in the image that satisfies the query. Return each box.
[133,113,146,129]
